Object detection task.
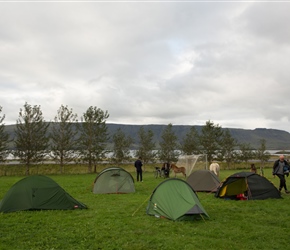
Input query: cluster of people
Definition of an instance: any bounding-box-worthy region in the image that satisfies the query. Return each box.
[134,157,171,182]
[246,155,290,194]
[134,154,290,195]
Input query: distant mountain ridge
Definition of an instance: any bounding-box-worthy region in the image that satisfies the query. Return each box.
[4,123,290,150]
[106,124,290,150]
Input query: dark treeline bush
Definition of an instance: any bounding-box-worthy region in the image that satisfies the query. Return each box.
[0,104,288,176]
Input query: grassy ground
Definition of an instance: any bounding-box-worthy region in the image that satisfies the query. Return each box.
[0,168,289,250]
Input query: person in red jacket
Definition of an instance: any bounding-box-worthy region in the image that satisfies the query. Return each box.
[272,155,290,194]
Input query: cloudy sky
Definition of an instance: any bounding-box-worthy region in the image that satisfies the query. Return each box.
[1,1,290,132]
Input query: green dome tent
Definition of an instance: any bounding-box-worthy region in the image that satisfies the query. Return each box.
[187,170,220,192]
[146,178,209,221]
[215,172,281,200]
[0,175,87,213]
[93,167,135,194]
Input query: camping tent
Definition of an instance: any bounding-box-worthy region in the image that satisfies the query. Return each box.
[0,175,87,213]
[187,170,220,192]
[215,172,281,200]
[146,178,209,221]
[93,167,135,194]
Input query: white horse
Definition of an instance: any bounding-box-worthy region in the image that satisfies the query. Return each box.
[209,162,220,177]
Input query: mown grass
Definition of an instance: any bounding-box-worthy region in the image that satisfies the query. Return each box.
[0,168,289,250]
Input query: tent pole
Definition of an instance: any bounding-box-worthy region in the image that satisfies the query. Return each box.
[245,177,252,199]
[132,195,151,217]
[200,214,207,222]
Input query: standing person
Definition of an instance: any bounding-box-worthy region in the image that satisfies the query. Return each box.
[134,157,143,182]
[272,155,290,194]
[250,164,257,174]
[162,162,170,178]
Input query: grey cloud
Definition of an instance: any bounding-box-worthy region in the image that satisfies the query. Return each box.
[241,3,290,44]
[0,2,290,133]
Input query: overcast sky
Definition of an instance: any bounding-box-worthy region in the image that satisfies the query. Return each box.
[1,1,290,132]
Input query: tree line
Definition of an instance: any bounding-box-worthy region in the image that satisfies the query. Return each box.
[0,103,270,175]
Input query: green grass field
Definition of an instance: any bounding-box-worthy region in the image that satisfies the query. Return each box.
[0,168,289,250]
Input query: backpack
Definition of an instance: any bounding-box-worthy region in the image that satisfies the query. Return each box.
[284,165,290,175]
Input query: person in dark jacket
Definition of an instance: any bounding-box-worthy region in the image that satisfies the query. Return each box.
[134,157,143,182]
[272,155,290,194]
[161,162,170,178]
[250,163,257,174]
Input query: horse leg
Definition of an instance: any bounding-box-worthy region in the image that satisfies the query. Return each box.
[181,168,186,178]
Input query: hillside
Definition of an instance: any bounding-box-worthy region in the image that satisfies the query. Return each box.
[4,123,290,150]
[106,124,290,150]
